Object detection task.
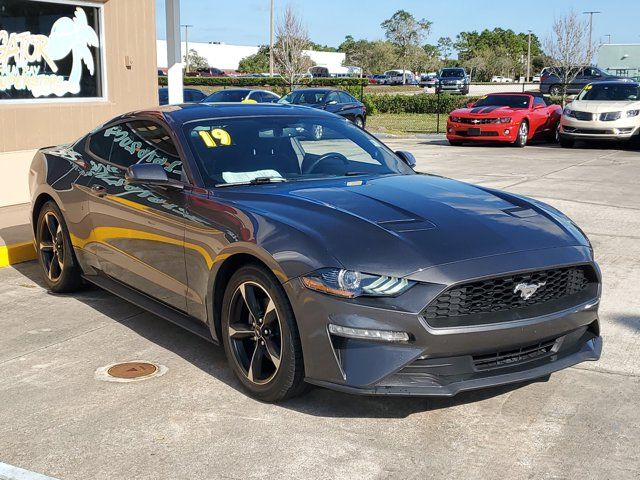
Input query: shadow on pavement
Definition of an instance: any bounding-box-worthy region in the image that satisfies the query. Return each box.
[12,260,547,419]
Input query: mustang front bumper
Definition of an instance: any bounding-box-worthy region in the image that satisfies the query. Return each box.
[284,246,602,397]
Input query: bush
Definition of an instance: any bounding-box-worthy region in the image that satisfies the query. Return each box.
[364,93,564,115]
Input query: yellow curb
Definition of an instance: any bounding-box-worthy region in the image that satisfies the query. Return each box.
[0,241,37,268]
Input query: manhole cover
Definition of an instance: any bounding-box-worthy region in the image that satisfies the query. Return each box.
[107,362,158,379]
[95,361,167,383]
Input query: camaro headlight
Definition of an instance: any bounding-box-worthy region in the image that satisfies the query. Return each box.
[626,110,640,117]
[450,115,461,123]
[302,268,415,298]
[498,117,511,124]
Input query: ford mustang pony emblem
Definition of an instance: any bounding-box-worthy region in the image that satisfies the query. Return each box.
[514,282,547,300]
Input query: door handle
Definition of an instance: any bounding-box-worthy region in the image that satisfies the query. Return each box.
[91,184,107,197]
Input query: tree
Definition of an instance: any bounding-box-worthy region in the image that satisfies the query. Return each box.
[307,41,337,52]
[183,48,208,72]
[338,36,397,74]
[273,6,315,85]
[437,37,454,61]
[238,46,271,73]
[544,11,593,98]
[381,10,432,83]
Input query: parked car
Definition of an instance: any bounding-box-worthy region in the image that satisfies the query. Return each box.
[372,74,390,85]
[447,93,562,147]
[491,76,514,83]
[436,67,470,95]
[158,87,207,105]
[29,102,602,402]
[419,73,438,88]
[203,89,280,104]
[384,70,418,86]
[540,66,632,96]
[278,88,366,128]
[558,81,640,147]
[532,73,541,83]
[190,67,226,78]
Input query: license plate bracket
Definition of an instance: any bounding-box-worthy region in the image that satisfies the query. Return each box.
[468,128,481,136]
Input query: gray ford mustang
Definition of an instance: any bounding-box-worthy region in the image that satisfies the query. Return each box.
[29,103,602,402]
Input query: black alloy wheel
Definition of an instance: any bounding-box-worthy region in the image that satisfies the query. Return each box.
[221,264,307,402]
[36,201,82,293]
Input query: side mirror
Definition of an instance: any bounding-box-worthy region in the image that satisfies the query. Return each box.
[533,103,545,110]
[125,163,183,190]
[466,102,475,108]
[395,150,417,168]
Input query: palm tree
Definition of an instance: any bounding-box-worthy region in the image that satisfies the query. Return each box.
[46,7,99,95]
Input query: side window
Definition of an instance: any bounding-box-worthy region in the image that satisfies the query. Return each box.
[325,92,340,104]
[98,121,183,180]
[533,97,547,107]
[338,92,355,104]
[263,92,279,103]
[88,128,115,162]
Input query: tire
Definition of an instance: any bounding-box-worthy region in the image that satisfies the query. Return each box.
[514,121,529,147]
[462,87,470,95]
[549,85,561,96]
[559,136,575,148]
[354,116,365,129]
[221,264,307,402]
[36,201,83,293]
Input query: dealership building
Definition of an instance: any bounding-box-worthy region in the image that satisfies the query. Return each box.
[0,0,175,209]
[598,44,640,79]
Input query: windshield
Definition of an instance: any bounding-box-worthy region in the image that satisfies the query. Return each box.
[440,69,465,78]
[577,83,640,101]
[205,90,251,102]
[473,95,531,109]
[183,116,415,187]
[278,91,327,105]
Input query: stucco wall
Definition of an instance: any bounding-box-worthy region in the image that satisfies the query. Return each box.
[0,0,158,207]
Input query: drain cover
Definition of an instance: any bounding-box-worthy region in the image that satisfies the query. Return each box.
[95,361,167,383]
[107,362,158,379]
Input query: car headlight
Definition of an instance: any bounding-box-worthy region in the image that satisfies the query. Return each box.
[498,117,511,124]
[626,110,640,117]
[450,115,461,122]
[301,268,415,298]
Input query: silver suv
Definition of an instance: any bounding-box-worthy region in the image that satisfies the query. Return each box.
[436,68,470,95]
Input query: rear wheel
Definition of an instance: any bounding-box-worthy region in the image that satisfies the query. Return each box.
[353,116,365,129]
[36,201,82,293]
[549,85,562,96]
[514,121,529,147]
[221,264,307,402]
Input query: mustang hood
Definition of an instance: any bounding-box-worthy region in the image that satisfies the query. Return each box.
[230,175,586,278]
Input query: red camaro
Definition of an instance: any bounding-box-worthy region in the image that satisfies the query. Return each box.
[446,93,562,147]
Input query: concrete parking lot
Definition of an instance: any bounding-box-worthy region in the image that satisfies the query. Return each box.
[1,139,639,480]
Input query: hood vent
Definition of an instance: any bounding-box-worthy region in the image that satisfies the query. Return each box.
[376,218,437,233]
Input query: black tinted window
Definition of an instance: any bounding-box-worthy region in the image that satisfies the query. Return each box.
[338,92,355,103]
[92,121,182,180]
[88,129,114,161]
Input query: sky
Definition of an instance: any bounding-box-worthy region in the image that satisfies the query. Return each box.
[156,0,640,49]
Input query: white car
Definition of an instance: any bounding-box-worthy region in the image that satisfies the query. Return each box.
[491,76,514,83]
[559,81,640,147]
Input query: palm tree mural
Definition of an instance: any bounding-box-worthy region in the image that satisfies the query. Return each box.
[45,7,100,95]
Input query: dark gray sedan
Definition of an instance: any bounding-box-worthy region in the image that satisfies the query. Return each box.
[28,103,601,402]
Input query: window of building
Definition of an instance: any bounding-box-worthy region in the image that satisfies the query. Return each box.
[0,0,105,102]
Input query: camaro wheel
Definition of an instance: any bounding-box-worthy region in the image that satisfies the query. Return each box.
[36,201,82,293]
[514,121,528,148]
[221,264,306,402]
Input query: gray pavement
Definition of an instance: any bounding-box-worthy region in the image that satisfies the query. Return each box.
[1,139,639,479]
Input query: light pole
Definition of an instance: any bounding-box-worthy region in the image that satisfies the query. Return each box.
[181,24,193,73]
[583,11,601,61]
[269,0,274,77]
[526,30,532,83]
[605,34,612,44]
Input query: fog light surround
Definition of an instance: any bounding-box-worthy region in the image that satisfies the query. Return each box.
[504,129,510,135]
[328,324,410,343]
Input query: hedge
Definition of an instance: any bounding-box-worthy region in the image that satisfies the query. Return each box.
[363,93,564,115]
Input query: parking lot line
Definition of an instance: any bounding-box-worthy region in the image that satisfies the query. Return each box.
[0,462,60,480]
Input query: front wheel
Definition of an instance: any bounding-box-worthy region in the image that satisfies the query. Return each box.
[514,121,529,147]
[36,201,83,293]
[549,85,562,96]
[221,264,307,402]
[354,116,365,129]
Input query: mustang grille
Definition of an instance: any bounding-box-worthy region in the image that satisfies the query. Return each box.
[473,339,557,370]
[423,266,592,320]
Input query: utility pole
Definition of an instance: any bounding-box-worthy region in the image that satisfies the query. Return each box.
[269,0,274,77]
[526,30,532,83]
[605,34,612,44]
[583,11,600,62]
[181,24,193,73]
